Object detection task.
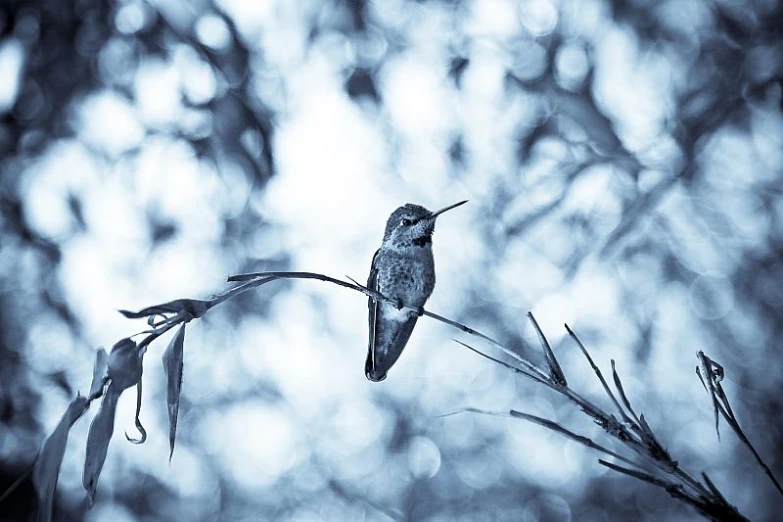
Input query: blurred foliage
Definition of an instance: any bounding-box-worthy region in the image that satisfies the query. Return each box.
[1,0,782,521]
[0,0,275,519]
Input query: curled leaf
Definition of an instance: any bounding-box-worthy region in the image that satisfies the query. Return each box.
[697,350,722,439]
[107,338,142,391]
[32,395,89,522]
[147,313,166,327]
[162,324,186,460]
[89,348,108,399]
[119,299,211,320]
[82,339,144,506]
[124,367,147,445]
[82,386,120,507]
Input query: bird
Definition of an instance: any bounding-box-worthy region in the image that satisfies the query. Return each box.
[365,200,468,381]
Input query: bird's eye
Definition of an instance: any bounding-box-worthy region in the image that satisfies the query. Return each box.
[401,218,412,226]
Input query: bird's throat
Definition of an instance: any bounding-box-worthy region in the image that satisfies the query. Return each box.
[412,234,432,247]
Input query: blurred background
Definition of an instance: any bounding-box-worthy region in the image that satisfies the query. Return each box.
[1,0,782,520]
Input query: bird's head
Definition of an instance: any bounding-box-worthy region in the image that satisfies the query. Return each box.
[382,200,467,250]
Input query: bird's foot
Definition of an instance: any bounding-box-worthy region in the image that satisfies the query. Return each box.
[394,298,405,310]
[415,306,425,317]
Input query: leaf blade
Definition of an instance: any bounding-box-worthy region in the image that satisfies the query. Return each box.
[107,338,142,391]
[83,338,143,506]
[119,299,211,320]
[527,312,567,386]
[32,396,89,522]
[162,324,186,460]
[82,387,120,507]
[89,348,108,399]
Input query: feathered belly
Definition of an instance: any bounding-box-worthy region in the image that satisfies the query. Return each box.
[377,258,435,308]
[381,303,418,322]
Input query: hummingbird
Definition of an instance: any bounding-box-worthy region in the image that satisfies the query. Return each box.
[365,200,468,381]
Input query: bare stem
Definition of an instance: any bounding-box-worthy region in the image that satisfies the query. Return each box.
[697,351,783,498]
[228,271,551,381]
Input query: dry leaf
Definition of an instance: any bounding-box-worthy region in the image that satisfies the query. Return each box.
[33,395,88,522]
[162,324,186,460]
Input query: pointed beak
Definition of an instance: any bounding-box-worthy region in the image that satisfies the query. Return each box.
[428,200,468,220]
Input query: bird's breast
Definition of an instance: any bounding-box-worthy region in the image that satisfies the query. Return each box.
[376,250,435,308]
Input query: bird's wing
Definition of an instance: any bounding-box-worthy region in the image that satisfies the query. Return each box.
[367,304,418,381]
[367,248,380,309]
[366,249,419,380]
[367,249,381,373]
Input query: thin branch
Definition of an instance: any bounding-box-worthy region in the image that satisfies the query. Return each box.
[437,407,512,419]
[598,460,710,516]
[457,327,721,508]
[228,271,551,381]
[452,340,548,385]
[508,410,644,472]
[697,351,783,497]
[210,275,280,307]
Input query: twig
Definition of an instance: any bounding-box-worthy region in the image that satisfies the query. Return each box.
[447,325,743,520]
[697,351,783,497]
[508,409,645,472]
[597,460,749,522]
[453,340,548,385]
[227,271,551,381]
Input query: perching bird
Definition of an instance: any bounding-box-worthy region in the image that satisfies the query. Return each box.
[365,200,468,381]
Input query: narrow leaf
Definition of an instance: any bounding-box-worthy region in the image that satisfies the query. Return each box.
[511,409,596,447]
[611,360,642,427]
[119,298,211,320]
[565,324,630,422]
[89,348,108,398]
[696,351,721,439]
[162,324,186,460]
[83,339,143,507]
[638,414,677,471]
[527,312,567,386]
[697,352,783,497]
[599,458,669,487]
[702,472,730,505]
[695,365,708,392]
[598,458,697,506]
[509,409,643,471]
[82,386,120,507]
[453,339,547,384]
[125,370,147,445]
[437,407,510,419]
[32,396,89,522]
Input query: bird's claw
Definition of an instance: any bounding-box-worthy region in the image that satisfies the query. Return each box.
[395,298,405,310]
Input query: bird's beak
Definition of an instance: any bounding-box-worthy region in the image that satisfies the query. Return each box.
[429,200,468,220]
